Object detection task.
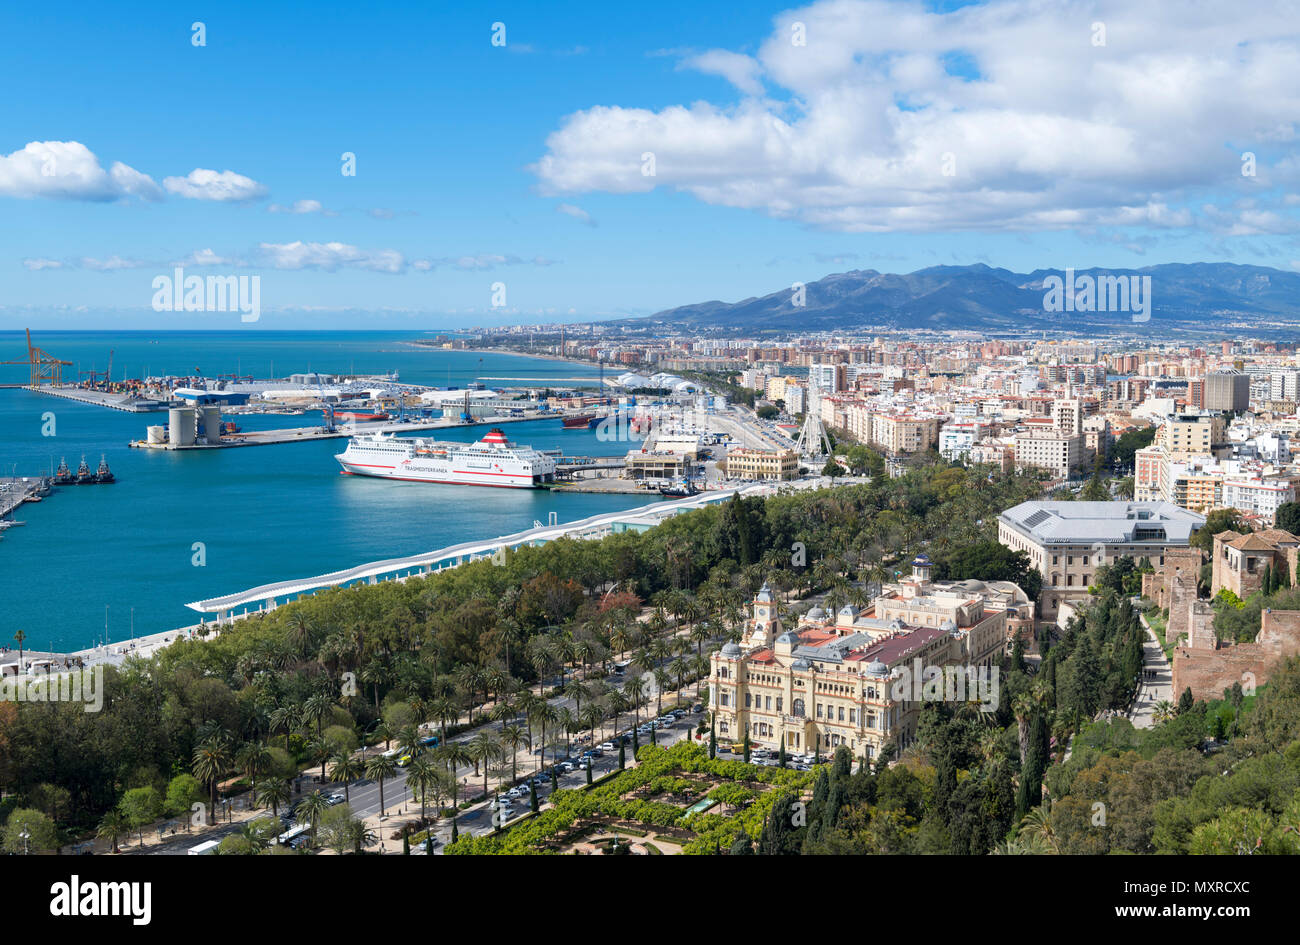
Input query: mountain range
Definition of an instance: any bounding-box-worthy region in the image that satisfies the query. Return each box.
[628,263,1300,335]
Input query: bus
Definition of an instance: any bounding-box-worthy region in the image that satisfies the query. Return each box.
[277,823,310,846]
[188,839,219,855]
[420,734,440,748]
[612,660,632,675]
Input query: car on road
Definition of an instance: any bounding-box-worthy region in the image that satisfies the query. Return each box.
[326,793,345,805]
[599,742,615,752]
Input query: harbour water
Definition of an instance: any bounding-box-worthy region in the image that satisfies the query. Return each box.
[0,331,656,652]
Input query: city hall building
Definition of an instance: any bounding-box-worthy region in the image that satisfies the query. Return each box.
[709,557,1032,760]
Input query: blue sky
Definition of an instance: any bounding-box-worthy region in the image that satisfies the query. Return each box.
[2,0,1297,329]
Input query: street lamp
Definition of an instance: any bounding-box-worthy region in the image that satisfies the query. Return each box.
[19,829,30,856]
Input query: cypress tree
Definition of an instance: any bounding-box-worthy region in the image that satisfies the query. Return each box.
[742,732,751,763]
[530,780,539,814]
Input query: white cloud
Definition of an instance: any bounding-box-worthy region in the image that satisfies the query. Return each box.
[534,0,1300,233]
[176,248,238,267]
[254,241,405,273]
[80,255,150,271]
[0,141,162,201]
[414,254,559,271]
[22,258,63,270]
[163,168,268,202]
[678,49,763,96]
[556,202,597,226]
[269,199,336,216]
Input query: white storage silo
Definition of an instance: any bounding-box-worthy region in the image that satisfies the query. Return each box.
[146,425,166,444]
[201,406,223,443]
[169,407,196,447]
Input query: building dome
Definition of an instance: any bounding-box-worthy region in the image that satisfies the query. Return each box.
[721,643,741,658]
[792,659,811,670]
[776,630,800,645]
[941,618,958,633]
[806,606,826,620]
[866,660,889,676]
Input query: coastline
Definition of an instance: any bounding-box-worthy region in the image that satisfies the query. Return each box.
[401,340,599,371]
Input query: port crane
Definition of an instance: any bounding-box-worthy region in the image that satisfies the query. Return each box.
[79,349,114,388]
[1,329,73,387]
[316,377,336,433]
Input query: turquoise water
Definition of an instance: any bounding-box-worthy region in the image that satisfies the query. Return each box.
[0,332,655,652]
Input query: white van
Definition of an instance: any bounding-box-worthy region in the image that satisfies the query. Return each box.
[188,839,219,855]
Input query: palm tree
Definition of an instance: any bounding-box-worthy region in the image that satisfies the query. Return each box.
[1016,804,1060,854]
[436,741,473,836]
[364,753,399,817]
[295,792,329,834]
[259,776,292,818]
[192,733,232,822]
[234,740,272,800]
[288,611,313,658]
[13,629,25,673]
[302,692,334,737]
[467,731,505,800]
[529,702,557,772]
[1153,700,1176,724]
[268,705,298,752]
[404,756,437,827]
[328,752,363,803]
[305,736,332,784]
[500,724,530,784]
[96,811,127,854]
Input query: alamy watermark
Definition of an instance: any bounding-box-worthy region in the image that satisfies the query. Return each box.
[887,659,1000,712]
[1,664,104,712]
[151,267,260,323]
[1042,268,1151,323]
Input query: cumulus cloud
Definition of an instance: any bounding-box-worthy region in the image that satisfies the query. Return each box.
[533,0,1300,234]
[677,49,764,96]
[0,141,162,201]
[80,255,151,271]
[163,168,268,202]
[556,202,597,226]
[269,199,337,216]
[253,241,405,273]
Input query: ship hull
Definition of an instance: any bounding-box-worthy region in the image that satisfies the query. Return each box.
[334,428,556,488]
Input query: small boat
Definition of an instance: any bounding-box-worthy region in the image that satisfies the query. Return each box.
[659,480,699,498]
[0,520,23,529]
[75,456,95,484]
[562,414,596,429]
[53,458,75,486]
[95,455,115,484]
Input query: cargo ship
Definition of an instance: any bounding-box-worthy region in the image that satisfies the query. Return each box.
[562,414,596,429]
[335,427,557,488]
[337,410,390,423]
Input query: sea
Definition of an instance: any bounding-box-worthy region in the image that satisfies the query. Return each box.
[0,331,657,652]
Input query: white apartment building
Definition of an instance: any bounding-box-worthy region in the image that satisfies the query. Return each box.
[1012,430,1084,480]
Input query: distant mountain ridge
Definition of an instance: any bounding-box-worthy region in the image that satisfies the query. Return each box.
[631,262,1300,334]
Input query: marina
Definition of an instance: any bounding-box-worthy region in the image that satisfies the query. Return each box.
[0,335,651,649]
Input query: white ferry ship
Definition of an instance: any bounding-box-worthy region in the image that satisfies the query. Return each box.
[335,427,557,488]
